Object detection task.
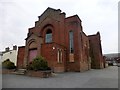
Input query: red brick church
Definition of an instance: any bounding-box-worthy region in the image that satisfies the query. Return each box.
[17,7,105,72]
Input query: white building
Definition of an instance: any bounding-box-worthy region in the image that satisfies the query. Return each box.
[0,52,3,67]
[1,46,18,66]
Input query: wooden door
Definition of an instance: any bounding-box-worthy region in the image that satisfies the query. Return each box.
[29,49,37,62]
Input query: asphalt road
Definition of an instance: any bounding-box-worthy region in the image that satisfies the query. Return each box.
[2,66,118,88]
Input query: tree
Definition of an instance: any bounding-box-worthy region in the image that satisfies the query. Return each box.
[2,59,16,69]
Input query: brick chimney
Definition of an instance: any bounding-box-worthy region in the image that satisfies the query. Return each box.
[13,45,17,50]
[5,47,10,52]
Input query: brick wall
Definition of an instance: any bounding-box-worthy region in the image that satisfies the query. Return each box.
[17,46,25,68]
[88,32,104,69]
[41,42,66,72]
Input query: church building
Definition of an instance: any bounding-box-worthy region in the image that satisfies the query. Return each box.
[17,7,104,72]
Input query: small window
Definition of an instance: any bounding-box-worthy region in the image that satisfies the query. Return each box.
[57,49,62,63]
[45,29,52,43]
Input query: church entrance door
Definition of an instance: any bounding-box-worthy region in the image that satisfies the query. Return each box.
[29,49,37,62]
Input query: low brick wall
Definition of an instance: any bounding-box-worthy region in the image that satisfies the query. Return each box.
[2,69,15,74]
[26,70,52,78]
[2,69,52,78]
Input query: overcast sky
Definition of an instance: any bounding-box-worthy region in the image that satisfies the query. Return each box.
[0,0,119,54]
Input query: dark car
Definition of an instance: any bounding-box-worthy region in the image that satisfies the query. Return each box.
[117,63,120,67]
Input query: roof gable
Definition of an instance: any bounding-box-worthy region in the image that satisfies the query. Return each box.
[37,7,65,24]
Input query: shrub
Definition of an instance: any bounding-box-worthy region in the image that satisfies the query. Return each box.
[27,56,50,71]
[2,59,16,69]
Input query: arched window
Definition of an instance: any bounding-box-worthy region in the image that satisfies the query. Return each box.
[45,29,52,43]
[69,31,74,53]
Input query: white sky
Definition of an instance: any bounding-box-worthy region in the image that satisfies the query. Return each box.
[0,0,119,54]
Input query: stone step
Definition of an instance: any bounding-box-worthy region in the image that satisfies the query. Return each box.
[17,69,26,71]
[12,69,27,75]
[12,72,25,75]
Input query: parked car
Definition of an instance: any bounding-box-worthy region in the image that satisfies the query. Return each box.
[117,63,120,67]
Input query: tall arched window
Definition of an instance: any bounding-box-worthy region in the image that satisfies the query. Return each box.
[69,31,74,53]
[45,29,52,43]
[57,49,62,63]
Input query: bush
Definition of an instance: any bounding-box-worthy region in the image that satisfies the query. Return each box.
[27,56,50,71]
[2,59,16,69]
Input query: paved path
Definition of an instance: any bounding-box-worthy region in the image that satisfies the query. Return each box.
[2,66,118,88]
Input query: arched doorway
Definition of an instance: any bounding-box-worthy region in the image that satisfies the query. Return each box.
[28,41,37,62]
